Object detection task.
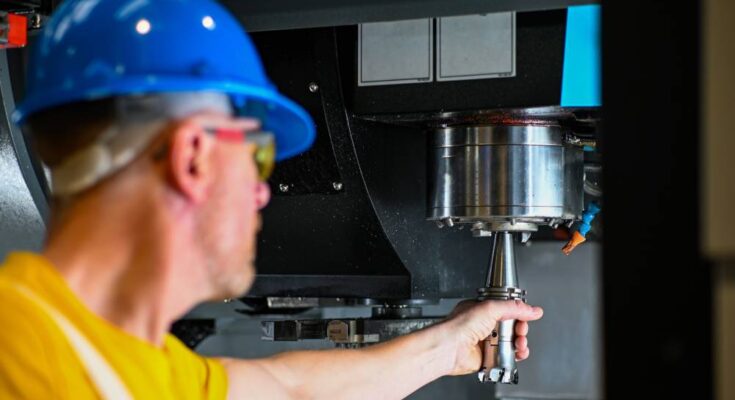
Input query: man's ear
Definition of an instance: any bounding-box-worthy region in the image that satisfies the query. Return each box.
[167,121,214,203]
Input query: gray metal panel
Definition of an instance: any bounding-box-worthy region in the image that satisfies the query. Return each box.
[0,50,46,259]
[497,242,601,399]
[358,19,433,86]
[437,13,515,81]
[219,0,598,33]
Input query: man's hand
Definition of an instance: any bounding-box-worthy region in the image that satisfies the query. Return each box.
[442,300,544,376]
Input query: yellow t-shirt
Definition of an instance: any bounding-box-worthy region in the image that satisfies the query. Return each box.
[0,252,228,399]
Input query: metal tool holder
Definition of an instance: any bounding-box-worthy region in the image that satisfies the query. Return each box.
[477,232,526,384]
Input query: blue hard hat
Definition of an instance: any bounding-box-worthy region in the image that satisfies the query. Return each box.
[13,0,315,162]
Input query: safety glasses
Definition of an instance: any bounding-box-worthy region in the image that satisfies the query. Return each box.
[205,127,276,181]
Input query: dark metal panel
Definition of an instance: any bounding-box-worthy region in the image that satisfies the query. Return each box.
[220,0,596,33]
[6,46,28,105]
[0,0,59,15]
[254,30,343,196]
[248,29,411,299]
[0,1,40,13]
[347,118,490,298]
[601,0,712,398]
[249,275,410,299]
[171,319,216,349]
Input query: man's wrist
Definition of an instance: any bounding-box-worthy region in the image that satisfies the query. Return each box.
[422,320,461,378]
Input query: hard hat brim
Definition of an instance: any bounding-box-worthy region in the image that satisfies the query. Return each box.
[13,77,316,162]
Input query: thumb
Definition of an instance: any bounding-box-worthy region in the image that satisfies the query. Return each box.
[484,300,544,322]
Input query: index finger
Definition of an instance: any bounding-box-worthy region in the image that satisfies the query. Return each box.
[483,300,544,322]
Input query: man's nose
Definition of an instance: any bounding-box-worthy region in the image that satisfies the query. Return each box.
[256,182,271,210]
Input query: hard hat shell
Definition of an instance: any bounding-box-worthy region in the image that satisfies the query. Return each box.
[13,0,315,161]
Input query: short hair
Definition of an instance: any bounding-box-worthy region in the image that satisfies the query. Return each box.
[24,98,117,168]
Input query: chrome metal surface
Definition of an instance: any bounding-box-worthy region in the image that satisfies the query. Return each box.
[256,297,437,310]
[261,317,440,346]
[428,125,583,231]
[477,232,525,385]
[489,233,516,288]
[584,163,603,197]
[435,124,562,147]
[266,297,320,308]
[0,51,47,258]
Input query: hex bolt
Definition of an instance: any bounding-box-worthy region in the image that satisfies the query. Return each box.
[31,14,42,29]
[332,182,343,191]
[279,183,290,193]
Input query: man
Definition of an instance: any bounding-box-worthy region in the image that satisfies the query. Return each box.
[0,0,543,398]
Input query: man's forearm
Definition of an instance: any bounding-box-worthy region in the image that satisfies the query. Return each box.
[251,321,456,399]
[223,300,542,399]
